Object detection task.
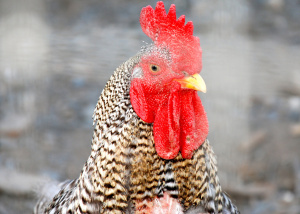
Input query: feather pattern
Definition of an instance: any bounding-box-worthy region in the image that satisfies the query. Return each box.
[35,50,239,213]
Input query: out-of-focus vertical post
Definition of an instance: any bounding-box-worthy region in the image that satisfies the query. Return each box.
[0,0,49,133]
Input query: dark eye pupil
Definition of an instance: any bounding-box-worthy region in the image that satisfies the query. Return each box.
[151,65,158,71]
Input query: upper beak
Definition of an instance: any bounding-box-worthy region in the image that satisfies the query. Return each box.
[174,73,207,93]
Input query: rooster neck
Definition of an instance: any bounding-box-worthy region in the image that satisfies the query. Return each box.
[91,55,141,151]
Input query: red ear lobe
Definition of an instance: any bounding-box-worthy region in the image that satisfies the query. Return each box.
[130,79,155,123]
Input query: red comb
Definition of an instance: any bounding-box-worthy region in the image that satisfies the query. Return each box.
[140,1,202,75]
[140,1,195,45]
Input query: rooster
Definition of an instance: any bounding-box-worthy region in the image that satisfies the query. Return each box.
[35,2,239,214]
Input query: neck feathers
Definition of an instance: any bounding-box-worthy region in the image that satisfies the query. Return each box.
[91,55,141,152]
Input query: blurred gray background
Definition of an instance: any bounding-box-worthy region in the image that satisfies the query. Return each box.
[0,0,299,213]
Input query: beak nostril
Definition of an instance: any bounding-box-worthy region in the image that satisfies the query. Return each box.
[182,71,189,77]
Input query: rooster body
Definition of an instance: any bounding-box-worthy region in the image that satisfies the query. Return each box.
[35,2,239,214]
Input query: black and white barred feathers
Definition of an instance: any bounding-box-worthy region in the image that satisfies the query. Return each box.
[34,50,239,214]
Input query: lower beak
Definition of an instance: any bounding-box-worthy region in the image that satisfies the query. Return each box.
[174,73,207,93]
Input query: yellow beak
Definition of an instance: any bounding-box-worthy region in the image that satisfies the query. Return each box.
[174,73,207,93]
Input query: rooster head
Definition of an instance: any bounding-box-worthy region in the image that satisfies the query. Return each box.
[130,1,208,159]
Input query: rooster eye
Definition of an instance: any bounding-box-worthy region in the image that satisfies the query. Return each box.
[149,64,160,73]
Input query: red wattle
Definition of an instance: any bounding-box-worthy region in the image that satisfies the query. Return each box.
[180,91,208,159]
[179,90,196,159]
[130,80,208,160]
[153,85,181,159]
